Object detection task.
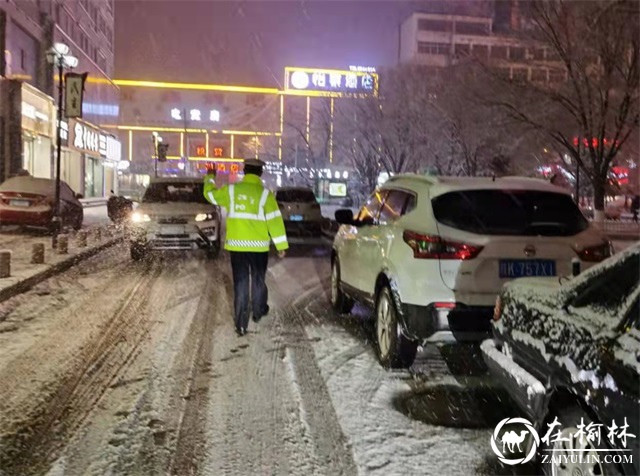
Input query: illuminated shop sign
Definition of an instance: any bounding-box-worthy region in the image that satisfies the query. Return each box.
[72,122,122,161]
[349,65,377,73]
[171,108,221,122]
[285,67,378,96]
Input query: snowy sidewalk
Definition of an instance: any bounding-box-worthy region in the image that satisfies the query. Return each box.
[0,226,122,302]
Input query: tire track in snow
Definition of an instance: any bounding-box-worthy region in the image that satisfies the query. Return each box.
[168,262,228,476]
[272,277,359,476]
[0,259,162,476]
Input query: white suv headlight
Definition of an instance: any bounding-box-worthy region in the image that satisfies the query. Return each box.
[131,212,151,223]
[195,213,214,222]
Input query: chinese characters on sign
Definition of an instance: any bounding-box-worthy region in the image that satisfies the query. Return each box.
[72,122,122,161]
[65,73,87,118]
[542,416,636,449]
[171,108,221,122]
[285,67,378,96]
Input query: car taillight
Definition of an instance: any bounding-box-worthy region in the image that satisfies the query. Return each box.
[402,231,483,260]
[493,295,503,321]
[574,241,614,262]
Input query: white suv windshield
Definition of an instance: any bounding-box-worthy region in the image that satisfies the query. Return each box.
[142,183,208,204]
[432,189,589,236]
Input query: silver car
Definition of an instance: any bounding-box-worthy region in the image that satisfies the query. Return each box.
[127,177,221,260]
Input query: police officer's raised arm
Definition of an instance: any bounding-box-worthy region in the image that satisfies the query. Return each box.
[203,168,230,210]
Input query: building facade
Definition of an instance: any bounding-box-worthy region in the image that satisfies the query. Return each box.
[0,0,120,197]
[399,6,565,83]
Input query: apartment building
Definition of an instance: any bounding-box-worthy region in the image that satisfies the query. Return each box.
[0,0,120,196]
[399,9,565,83]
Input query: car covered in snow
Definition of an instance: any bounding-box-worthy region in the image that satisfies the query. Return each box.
[275,187,323,236]
[0,176,83,231]
[331,174,613,369]
[482,244,640,475]
[127,177,221,260]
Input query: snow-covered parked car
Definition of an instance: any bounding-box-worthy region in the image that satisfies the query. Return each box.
[482,244,640,476]
[331,174,613,369]
[127,177,221,260]
[276,187,323,237]
[0,176,83,230]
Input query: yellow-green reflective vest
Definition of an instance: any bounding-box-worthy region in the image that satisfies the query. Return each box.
[203,173,289,252]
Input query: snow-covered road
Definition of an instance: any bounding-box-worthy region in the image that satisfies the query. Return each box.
[1,240,630,475]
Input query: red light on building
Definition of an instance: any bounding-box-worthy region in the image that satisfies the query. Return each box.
[230,164,239,174]
[217,163,226,173]
[572,137,619,148]
[196,146,206,157]
[213,147,224,158]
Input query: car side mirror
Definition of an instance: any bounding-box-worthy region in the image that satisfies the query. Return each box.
[76,193,84,199]
[335,209,354,225]
[358,216,375,227]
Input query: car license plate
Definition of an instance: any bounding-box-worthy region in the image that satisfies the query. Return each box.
[159,225,185,235]
[290,215,303,221]
[499,259,556,278]
[10,199,30,207]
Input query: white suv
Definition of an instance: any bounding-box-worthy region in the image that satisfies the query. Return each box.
[331,175,613,369]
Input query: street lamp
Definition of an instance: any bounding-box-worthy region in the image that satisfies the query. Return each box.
[46,42,78,247]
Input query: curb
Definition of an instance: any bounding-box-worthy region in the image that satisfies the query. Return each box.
[0,237,123,304]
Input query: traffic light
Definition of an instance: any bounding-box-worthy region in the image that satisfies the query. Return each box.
[157,143,169,162]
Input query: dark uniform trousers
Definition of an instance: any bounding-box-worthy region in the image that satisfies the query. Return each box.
[229,251,269,331]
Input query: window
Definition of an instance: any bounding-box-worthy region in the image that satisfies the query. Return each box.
[431,190,589,236]
[512,68,528,82]
[357,190,386,223]
[454,43,470,57]
[455,21,489,35]
[572,254,640,313]
[379,190,412,224]
[531,69,548,82]
[417,19,452,32]
[549,69,566,83]
[509,46,525,61]
[275,189,317,203]
[417,42,450,55]
[472,44,488,59]
[532,48,545,61]
[491,46,508,59]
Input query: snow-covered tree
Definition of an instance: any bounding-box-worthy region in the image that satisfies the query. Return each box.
[489,0,639,220]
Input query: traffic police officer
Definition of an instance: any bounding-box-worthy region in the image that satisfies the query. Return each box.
[203,159,288,336]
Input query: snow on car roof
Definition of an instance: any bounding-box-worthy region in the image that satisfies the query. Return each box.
[0,176,56,195]
[387,174,569,196]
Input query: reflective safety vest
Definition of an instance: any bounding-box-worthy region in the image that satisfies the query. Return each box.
[203,173,289,252]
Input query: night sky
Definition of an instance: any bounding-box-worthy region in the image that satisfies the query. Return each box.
[115,1,425,86]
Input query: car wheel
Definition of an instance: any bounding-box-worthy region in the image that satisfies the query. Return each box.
[541,405,620,476]
[130,243,146,261]
[330,259,353,314]
[375,285,418,369]
[73,210,83,230]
